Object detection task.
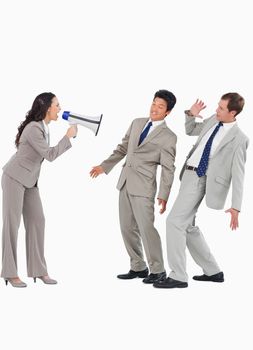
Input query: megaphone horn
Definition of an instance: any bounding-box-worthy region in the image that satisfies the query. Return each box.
[62,111,103,136]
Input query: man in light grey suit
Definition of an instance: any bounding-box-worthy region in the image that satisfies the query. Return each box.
[154,92,249,289]
[90,90,177,284]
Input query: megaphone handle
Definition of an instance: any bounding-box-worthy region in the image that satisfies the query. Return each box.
[69,121,77,138]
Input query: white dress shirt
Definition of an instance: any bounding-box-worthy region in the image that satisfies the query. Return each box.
[187,120,237,167]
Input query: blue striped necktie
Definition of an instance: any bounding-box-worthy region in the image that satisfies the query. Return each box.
[138,121,153,145]
[196,121,223,177]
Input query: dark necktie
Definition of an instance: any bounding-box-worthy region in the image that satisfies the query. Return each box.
[138,121,153,146]
[196,121,223,177]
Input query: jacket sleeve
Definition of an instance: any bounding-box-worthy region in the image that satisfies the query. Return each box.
[185,114,213,136]
[100,121,133,174]
[25,123,72,162]
[157,133,177,201]
[231,137,249,211]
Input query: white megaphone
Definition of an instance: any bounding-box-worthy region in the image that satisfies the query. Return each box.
[62,111,103,136]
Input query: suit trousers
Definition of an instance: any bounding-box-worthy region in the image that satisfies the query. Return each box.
[119,184,164,274]
[1,173,48,278]
[166,170,221,282]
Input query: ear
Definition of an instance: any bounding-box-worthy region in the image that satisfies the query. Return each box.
[230,110,237,118]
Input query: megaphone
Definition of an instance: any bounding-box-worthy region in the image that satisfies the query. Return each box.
[62,111,103,136]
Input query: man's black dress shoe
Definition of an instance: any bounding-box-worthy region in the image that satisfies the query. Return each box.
[143,271,166,284]
[193,271,224,282]
[117,268,149,280]
[153,277,188,289]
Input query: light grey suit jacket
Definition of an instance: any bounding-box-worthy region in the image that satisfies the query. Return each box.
[180,114,249,211]
[101,118,177,201]
[3,121,72,188]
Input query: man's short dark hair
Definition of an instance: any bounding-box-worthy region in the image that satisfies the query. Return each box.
[154,90,176,112]
[221,92,245,116]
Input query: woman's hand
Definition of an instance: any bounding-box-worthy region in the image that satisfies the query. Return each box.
[66,125,78,138]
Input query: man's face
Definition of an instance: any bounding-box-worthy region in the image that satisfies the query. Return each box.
[149,97,169,121]
[216,99,236,123]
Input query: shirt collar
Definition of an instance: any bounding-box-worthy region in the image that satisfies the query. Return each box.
[220,120,237,130]
[148,119,164,127]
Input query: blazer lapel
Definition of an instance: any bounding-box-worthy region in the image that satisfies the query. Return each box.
[39,121,46,138]
[39,121,49,144]
[134,118,149,148]
[138,121,166,148]
[212,124,238,157]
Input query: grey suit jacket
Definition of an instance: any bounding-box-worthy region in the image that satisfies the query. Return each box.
[101,118,177,201]
[180,114,249,211]
[3,121,72,188]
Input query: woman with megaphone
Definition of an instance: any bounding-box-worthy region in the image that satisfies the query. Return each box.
[1,92,77,287]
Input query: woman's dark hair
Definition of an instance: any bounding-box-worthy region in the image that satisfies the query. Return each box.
[15,92,56,148]
[154,89,177,112]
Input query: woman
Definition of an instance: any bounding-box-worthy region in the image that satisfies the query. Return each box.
[1,92,77,287]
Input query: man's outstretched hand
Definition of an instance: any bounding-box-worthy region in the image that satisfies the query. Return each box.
[90,165,105,178]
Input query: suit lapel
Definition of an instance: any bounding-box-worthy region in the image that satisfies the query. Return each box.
[133,118,149,148]
[39,121,46,138]
[212,124,238,157]
[39,121,49,144]
[138,121,166,148]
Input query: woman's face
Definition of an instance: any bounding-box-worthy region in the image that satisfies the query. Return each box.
[45,97,61,122]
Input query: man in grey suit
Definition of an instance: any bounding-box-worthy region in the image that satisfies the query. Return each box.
[90,90,177,284]
[154,92,249,289]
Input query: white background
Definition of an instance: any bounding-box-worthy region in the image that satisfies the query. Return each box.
[0,1,252,349]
